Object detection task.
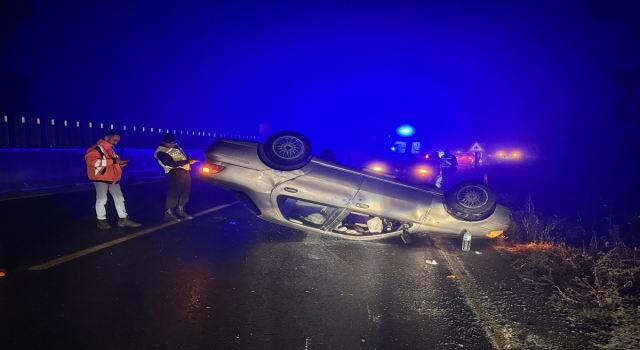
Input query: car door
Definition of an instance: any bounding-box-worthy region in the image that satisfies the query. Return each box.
[352,176,435,225]
[272,163,363,232]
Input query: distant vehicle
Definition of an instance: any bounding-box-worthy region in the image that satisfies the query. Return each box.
[490,150,524,162]
[200,130,511,243]
[455,152,476,168]
[362,156,434,184]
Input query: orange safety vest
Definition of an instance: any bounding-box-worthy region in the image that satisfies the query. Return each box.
[85,139,123,184]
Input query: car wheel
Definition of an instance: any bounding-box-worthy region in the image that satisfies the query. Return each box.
[258,130,313,170]
[444,180,496,221]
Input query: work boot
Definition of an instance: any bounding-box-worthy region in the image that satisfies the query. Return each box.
[117,216,142,228]
[175,205,193,219]
[97,220,112,229]
[164,208,179,221]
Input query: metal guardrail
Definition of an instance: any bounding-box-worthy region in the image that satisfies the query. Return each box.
[0,115,262,149]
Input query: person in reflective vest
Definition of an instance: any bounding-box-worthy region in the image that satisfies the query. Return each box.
[154,133,199,221]
[440,149,458,189]
[85,130,141,229]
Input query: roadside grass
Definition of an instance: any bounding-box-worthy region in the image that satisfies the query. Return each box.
[494,197,640,349]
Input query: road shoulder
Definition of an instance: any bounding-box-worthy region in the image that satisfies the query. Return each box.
[432,236,596,350]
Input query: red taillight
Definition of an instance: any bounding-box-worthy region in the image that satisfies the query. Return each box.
[202,163,225,174]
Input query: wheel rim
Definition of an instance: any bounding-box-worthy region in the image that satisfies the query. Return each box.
[272,136,305,160]
[456,186,489,209]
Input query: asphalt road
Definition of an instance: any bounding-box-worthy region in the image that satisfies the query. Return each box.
[0,178,593,350]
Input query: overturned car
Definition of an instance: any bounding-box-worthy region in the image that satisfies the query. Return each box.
[200,131,511,242]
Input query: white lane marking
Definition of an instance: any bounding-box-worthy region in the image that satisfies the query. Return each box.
[305,337,312,350]
[433,238,521,350]
[28,201,239,271]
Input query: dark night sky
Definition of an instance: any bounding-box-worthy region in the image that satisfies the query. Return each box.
[2,0,640,163]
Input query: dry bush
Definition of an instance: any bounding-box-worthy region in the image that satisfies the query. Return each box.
[497,202,640,347]
[549,244,640,321]
[498,242,585,283]
[509,197,563,242]
[498,242,640,347]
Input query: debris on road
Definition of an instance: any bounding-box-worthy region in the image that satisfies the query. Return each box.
[475,251,483,254]
[447,275,456,279]
[425,259,438,265]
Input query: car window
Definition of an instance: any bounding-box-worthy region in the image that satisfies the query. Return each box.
[278,196,338,228]
[333,211,405,236]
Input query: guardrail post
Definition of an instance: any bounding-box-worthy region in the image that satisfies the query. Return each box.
[29,117,43,148]
[1,116,9,147]
[58,120,70,148]
[82,122,94,147]
[45,119,57,147]
[69,121,81,148]
[13,116,27,147]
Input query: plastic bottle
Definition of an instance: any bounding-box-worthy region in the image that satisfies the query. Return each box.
[462,232,472,251]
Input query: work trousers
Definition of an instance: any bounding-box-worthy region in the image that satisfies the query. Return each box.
[93,182,128,220]
[166,168,191,209]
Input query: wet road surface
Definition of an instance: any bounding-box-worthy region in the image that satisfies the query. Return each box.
[0,179,591,349]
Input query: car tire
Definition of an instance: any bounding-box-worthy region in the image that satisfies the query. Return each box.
[444,180,496,221]
[258,130,313,170]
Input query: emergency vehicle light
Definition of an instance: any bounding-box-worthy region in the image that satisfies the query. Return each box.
[396,124,415,137]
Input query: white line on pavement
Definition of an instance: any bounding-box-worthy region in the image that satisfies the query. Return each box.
[433,237,521,350]
[28,201,239,271]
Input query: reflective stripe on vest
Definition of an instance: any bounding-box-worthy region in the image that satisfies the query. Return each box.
[94,145,109,175]
[154,146,190,173]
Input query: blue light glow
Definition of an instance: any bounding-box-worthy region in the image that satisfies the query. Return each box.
[396,125,415,137]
